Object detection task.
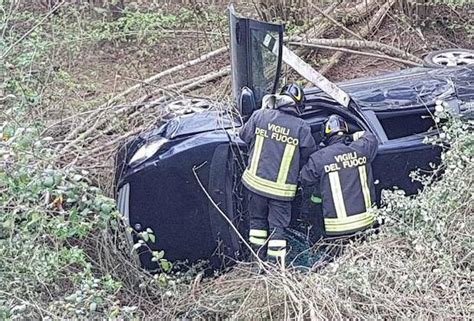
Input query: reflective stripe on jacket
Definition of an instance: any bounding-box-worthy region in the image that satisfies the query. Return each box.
[300,131,379,235]
[240,108,317,201]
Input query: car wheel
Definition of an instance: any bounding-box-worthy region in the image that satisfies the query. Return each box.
[166,98,212,116]
[423,48,474,68]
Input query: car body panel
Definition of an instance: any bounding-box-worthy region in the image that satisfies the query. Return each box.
[118,129,242,270]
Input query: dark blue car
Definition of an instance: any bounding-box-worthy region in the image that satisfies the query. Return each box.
[115,8,474,270]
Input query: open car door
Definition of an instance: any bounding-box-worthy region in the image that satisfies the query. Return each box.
[229,5,284,117]
[229,7,354,115]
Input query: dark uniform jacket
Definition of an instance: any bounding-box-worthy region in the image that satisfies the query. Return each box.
[300,131,378,235]
[240,107,317,201]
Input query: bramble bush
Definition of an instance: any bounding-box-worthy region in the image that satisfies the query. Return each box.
[0,116,140,319]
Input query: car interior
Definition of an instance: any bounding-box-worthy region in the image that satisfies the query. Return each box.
[303,107,364,146]
[374,109,438,140]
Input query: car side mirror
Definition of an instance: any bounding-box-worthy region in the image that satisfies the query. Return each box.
[239,87,257,117]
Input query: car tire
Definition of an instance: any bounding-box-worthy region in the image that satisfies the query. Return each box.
[423,48,474,68]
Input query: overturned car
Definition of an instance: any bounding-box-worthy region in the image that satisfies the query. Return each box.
[115,7,474,271]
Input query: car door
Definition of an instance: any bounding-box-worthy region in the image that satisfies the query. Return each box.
[229,5,284,117]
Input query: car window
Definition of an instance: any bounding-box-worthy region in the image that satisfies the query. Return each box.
[229,7,283,117]
[250,29,280,104]
[374,109,439,140]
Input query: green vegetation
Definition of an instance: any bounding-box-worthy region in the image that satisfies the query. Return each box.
[0,46,135,317]
[88,7,225,44]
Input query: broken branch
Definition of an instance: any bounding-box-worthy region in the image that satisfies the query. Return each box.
[290,42,421,66]
[62,46,227,144]
[317,0,397,75]
[292,37,423,64]
[310,2,364,40]
[60,67,231,158]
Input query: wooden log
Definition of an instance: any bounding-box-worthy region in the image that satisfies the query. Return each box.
[289,43,421,67]
[318,0,397,75]
[289,37,423,64]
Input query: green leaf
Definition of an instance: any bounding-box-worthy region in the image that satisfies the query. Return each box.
[109,307,120,318]
[100,203,112,215]
[140,232,149,242]
[160,259,172,272]
[132,243,142,250]
[89,302,97,312]
[42,176,54,188]
[149,233,155,243]
[152,250,164,260]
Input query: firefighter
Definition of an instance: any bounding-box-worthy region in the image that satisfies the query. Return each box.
[300,114,379,238]
[239,83,317,268]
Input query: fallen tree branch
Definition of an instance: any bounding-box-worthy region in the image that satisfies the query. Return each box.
[62,46,227,144]
[101,46,227,107]
[289,42,421,66]
[310,2,364,40]
[298,1,340,37]
[317,0,397,75]
[334,0,380,23]
[77,126,145,160]
[295,36,424,64]
[59,67,231,159]
[136,73,209,105]
[144,67,231,109]
[296,0,378,59]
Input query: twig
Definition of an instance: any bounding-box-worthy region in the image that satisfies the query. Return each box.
[192,164,268,272]
[0,290,54,318]
[309,2,364,40]
[2,1,66,59]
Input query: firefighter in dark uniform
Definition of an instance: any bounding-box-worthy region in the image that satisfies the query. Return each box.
[239,84,317,267]
[300,115,379,238]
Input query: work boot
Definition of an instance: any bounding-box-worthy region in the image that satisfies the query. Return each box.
[250,243,267,262]
[267,239,287,271]
[249,229,268,261]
